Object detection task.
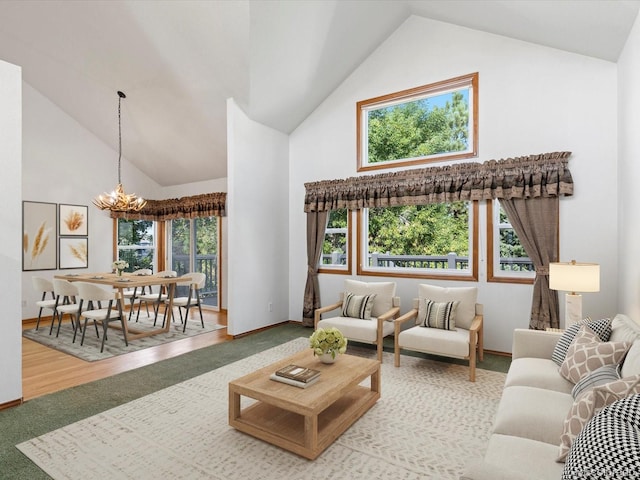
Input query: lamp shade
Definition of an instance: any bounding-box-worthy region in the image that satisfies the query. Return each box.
[549,261,600,293]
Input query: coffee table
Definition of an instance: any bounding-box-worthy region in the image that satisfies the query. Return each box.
[228,348,380,460]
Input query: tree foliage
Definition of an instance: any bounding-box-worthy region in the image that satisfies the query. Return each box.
[367,91,469,163]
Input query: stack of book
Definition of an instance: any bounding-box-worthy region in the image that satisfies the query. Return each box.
[269,364,321,388]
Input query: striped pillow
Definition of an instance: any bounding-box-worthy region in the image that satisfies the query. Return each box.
[421,299,459,330]
[342,292,376,319]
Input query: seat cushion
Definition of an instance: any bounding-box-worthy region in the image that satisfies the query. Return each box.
[344,279,395,318]
[505,357,574,394]
[317,316,393,344]
[492,386,574,445]
[398,325,470,358]
[417,284,477,330]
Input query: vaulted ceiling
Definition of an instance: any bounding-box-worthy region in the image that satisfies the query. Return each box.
[0,0,638,186]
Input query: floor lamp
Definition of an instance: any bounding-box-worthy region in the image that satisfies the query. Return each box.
[549,260,600,327]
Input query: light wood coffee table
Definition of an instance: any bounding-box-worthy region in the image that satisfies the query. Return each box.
[228,348,380,460]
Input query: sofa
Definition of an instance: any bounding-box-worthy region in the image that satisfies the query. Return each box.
[461,314,640,480]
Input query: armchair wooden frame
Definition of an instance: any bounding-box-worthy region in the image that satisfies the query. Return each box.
[314,300,400,362]
[393,303,484,381]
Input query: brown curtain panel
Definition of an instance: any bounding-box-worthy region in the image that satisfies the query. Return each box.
[302,210,328,327]
[500,197,560,330]
[304,151,572,212]
[110,192,226,221]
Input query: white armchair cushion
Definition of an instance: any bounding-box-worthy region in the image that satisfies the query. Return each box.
[421,299,459,330]
[398,325,470,358]
[344,279,395,319]
[317,316,394,344]
[342,292,376,319]
[417,284,477,330]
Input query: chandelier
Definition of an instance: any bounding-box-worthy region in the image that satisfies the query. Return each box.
[93,91,147,212]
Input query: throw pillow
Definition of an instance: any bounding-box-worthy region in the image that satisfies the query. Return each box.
[341,292,376,319]
[552,317,612,366]
[571,364,621,399]
[562,393,640,478]
[420,299,459,330]
[559,326,632,384]
[557,375,640,462]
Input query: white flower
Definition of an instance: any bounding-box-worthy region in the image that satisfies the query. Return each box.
[112,260,129,271]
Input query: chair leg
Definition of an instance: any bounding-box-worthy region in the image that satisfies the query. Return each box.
[469,354,476,382]
[35,308,44,330]
[100,319,109,353]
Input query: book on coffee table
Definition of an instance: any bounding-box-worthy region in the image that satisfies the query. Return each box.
[269,373,320,388]
[275,364,321,383]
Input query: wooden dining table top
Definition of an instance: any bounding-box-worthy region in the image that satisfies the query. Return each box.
[54,272,191,288]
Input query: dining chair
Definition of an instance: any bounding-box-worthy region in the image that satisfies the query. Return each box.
[122,268,153,321]
[32,276,56,331]
[51,279,82,338]
[75,281,128,353]
[135,270,177,325]
[165,272,206,332]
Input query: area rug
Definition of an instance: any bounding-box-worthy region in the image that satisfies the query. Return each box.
[22,314,225,362]
[17,338,505,479]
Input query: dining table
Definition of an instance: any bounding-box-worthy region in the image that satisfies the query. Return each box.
[54,271,190,341]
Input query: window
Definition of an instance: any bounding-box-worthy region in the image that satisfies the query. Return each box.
[169,216,220,309]
[116,219,156,273]
[357,73,478,171]
[487,200,535,283]
[319,209,351,274]
[357,201,478,280]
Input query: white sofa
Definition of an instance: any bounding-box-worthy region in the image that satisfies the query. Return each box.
[461,314,640,480]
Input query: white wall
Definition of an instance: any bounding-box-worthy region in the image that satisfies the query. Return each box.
[0,59,22,404]
[289,16,619,353]
[227,98,289,335]
[618,14,640,321]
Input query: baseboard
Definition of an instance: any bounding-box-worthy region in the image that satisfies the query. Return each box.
[230,320,301,339]
[484,348,512,358]
[0,397,23,411]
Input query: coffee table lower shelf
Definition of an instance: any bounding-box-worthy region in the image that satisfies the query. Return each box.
[230,385,379,460]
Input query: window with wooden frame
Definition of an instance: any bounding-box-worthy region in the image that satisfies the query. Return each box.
[318,209,351,274]
[486,200,536,284]
[357,201,478,280]
[357,72,478,172]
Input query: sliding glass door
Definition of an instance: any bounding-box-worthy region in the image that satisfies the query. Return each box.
[169,216,220,309]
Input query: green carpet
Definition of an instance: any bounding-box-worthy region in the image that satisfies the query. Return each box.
[1,323,510,479]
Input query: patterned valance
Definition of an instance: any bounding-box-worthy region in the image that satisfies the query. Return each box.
[110,192,226,221]
[304,152,572,213]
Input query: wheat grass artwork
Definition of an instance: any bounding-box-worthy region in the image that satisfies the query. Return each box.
[23,221,53,269]
[59,238,89,269]
[59,204,88,236]
[22,201,58,271]
[64,210,84,232]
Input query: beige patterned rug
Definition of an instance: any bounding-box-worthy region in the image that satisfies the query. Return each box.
[17,338,505,479]
[22,314,225,361]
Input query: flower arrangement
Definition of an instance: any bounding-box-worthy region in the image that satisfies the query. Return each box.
[112,260,129,274]
[309,327,348,359]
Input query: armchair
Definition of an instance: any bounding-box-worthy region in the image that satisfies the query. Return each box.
[394,284,483,381]
[314,279,400,362]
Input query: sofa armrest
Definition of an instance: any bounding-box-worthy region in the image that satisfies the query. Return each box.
[461,462,533,480]
[313,301,343,329]
[512,328,562,360]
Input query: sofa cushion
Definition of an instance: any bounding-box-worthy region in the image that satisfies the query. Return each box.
[317,316,394,344]
[492,386,574,445]
[398,325,470,358]
[344,279,395,319]
[505,357,574,394]
[421,299,459,330]
[571,364,621,399]
[551,317,612,366]
[562,394,640,480]
[341,292,376,319]
[609,313,640,343]
[559,326,631,384]
[558,375,640,462]
[417,284,477,330]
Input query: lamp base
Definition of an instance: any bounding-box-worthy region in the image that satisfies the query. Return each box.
[564,293,583,327]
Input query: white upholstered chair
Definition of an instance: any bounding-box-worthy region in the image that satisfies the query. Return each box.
[135,270,177,324]
[51,278,81,338]
[314,279,400,362]
[165,272,206,331]
[394,284,483,381]
[122,268,153,320]
[32,276,56,331]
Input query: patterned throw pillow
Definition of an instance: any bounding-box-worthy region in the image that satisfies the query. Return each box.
[341,292,376,319]
[571,364,621,399]
[557,375,640,462]
[552,317,612,366]
[420,299,459,330]
[562,394,640,478]
[559,326,632,384]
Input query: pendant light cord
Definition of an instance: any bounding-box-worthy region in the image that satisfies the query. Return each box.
[117,91,126,185]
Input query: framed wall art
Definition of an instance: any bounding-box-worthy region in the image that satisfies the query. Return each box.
[22,201,57,271]
[59,203,88,236]
[59,237,89,269]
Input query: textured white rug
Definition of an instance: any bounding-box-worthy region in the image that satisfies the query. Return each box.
[17,338,505,479]
[23,314,225,361]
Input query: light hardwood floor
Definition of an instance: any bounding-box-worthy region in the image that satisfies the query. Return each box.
[22,309,228,401]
